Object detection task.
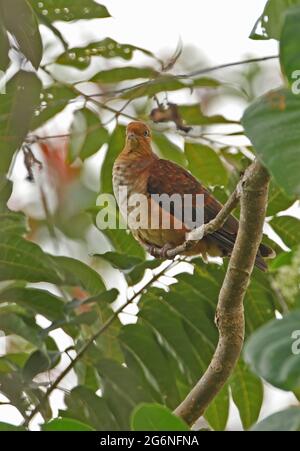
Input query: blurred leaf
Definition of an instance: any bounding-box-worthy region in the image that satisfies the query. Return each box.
[30,84,74,130]
[0,353,28,373]
[64,386,118,430]
[230,360,263,430]
[119,323,181,408]
[0,71,42,173]
[244,310,300,391]
[0,233,62,284]
[204,385,229,431]
[251,0,300,40]
[270,216,300,248]
[91,66,159,84]
[280,7,300,87]
[2,0,42,69]
[0,212,27,235]
[68,108,108,162]
[267,182,295,216]
[97,252,142,270]
[22,350,51,381]
[242,88,300,197]
[179,104,237,126]
[0,17,10,71]
[0,422,25,431]
[51,255,106,295]
[0,313,43,347]
[131,403,189,431]
[56,38,153,70]
[152,132,187,167]
[30,0,110,22]
[192,77,220,88]
[122,76,187,100]
[185,142,228,186]
[0,287,65,321]
[96,359,154,430]
[42,418,95,431]
[0,179,13,213]
[270,249,294,270]
[251,407,300,431]
[100,125,125,194]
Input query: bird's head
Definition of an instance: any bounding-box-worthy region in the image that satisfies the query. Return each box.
[125,122,152,151]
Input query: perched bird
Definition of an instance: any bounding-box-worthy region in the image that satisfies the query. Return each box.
[112,121,273,271]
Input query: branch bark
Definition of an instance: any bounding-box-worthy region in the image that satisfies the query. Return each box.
[173,160,270,426]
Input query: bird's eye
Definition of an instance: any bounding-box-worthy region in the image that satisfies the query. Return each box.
[143,130,150,137]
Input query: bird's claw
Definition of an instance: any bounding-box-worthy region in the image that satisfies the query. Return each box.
[146,243,174,259]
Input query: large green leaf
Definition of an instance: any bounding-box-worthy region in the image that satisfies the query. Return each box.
[230,360,264,430]
[100,125,125,194]
[30,0,110,22]
[68,108,109,162]
[270,215,300,248]
[250,0,300,40]
[204,385,230,431]
[0,313,43,347]
[185,142,228,186]
[63,385,118,430]
[131,403,189,431]
[251,407,300,431]
[242,88,300,197]
[244,310,300,391]
[0,287,65,321]
[51,255,106,295]
[152,132,187,167]
[91,66,159,84]
[0,233,62,284]
[267,182,295,216]
[0,212,27,235]
[42,418,95,431]
[0,71,42,173]
[56,38,153,70]
[2,0,42,69]
[280,6,300,85]
[179,104,237,126]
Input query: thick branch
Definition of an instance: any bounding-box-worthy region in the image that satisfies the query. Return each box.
[173,160,270,426]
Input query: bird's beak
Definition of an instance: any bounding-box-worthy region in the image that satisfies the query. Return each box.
[127,132,136,140]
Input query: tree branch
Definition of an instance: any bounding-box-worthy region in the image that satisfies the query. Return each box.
[173,160,270,426]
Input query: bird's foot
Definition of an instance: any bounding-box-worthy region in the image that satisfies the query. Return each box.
[146,243,175,259]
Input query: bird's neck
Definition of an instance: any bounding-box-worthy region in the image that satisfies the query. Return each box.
[116,141,158,166]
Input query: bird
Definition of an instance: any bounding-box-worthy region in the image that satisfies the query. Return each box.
[112,121,273,271]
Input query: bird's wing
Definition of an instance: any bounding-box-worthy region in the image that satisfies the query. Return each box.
[147,158,239,234]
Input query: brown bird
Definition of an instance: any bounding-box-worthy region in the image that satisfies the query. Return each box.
[112,121,273,271]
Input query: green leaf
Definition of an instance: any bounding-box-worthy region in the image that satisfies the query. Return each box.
[56,38,153,70]
[270,216,300,248]
[22,350,51,381]
[185,142,228,186]
[179,104,237,126]
[122,76,187,100]
[267,182,295,216]
[0,212,27,235]
[30,84,75,130]
[251,407,300,431]
[42,418,95,431]
[251,0,300,40]
[131,403,189,431]
[230,360,264,430]
[30,0,110,22]
[51,255,106,295]
[280,7,300,85]
[0,233,62,284]
[152,132,187,167]
[0,18,10,71]
[91,66,159,84]
[0,422,25,431]
[204,385,229,431]
[192,77,220,88]
[2,0,42,69]
[0,313,43,347]
[97,252,142,270]
[68,108,108,162]
[100,125,125,194]
[0,71,42,174]
[64,386,118,430]
[0,287,65,321]
[244,310,300,391]
[242,88,300,197]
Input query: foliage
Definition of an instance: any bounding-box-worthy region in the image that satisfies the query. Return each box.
[0,0,299,432]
